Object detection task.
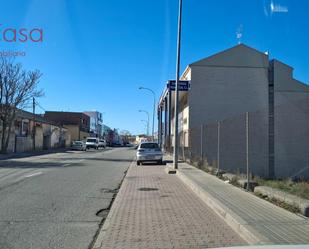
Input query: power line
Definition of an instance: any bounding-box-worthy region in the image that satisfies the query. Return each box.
[35,100,46,112]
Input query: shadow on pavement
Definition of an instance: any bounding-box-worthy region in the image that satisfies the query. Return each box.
[0,148,74,161]
[0,160,84,169]
[84,157,134,163]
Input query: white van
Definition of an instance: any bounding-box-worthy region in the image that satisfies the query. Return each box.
[85,137,99,150]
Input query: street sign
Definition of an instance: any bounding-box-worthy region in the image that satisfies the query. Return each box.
[167,80,190,91]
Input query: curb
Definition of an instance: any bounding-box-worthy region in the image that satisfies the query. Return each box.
[92,159,135,249]
[254,186,309,217]
[173,164,272,245]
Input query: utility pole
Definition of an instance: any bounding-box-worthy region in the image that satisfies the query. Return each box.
[246,112,249,191]
[173,0,183,170]
[32,97,36,150]
[217,121,220,174]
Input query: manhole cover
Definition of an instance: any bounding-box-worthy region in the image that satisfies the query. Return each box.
[138,187,158,191]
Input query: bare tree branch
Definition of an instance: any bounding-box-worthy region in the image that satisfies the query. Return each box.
[0,56,44,153]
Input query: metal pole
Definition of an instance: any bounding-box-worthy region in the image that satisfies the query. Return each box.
[139,87,156,140]
[200,124,203,165]
[141,120,148,135]
[152,95,155,141]
[32,97,36,150]
[173,0,183,170]
[246,112,249,191]
[147,112,149,136]
[139,110,150,136]
[217,121,220,173]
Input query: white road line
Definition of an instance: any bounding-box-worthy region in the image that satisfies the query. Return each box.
[0,168,34,181]
[0,168,20,177]
[62,163,71,167]
[24,171,42,178]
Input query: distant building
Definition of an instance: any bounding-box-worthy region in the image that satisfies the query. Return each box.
[44,111,90,141]
[158,44,309,179]
[83,111,103,138]
[1,109,71,153]
[135,134,149,144]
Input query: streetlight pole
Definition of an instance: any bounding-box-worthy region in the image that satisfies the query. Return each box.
[101,112,106,139]
[32,97,36,150]
[173,0,183,170]
[140,120,148,135]
[139,87,155,141]
[138,110,149,136]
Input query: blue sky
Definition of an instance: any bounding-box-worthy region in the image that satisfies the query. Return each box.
[0,0,308,134]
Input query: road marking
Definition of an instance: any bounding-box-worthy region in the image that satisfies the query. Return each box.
[0,168,35,182]
[24,171,42,178]
[62,163,71,167]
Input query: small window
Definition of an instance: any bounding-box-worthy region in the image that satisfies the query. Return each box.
[22,121,29,136]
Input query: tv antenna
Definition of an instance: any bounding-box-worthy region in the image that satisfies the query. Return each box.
[236,25,243,44]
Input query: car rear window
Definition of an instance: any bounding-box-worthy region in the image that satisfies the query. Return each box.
[140,143,159,149]
[87,139,97,143]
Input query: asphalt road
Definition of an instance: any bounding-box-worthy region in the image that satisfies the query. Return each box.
[0,147,135,249]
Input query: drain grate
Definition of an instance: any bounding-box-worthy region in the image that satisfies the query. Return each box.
[96,208,109,218]
[138,187,158,191]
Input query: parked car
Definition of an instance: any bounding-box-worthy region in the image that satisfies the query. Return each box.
[98,139,106,148]
[136,142,163,165]
[134,143,140,150]
[71,140,86,151]
[85,137,99,150]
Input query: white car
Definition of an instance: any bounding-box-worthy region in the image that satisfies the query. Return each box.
[85,137,99,150]
[98,139,106,148]
[71,140,86,151]
[136,142,163,165]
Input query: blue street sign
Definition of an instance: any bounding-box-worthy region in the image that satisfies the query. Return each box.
[167,80,190,91]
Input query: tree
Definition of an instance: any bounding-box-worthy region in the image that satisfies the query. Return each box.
[120,130,131,144]
[0,57,43,153]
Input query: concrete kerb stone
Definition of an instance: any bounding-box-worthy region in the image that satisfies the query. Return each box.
[92,159,135,249]
[165,163,177,174]
[175,164,272,245]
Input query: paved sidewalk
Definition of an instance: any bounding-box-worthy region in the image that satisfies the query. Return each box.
[94,164,246,249]
[175,161,309,245]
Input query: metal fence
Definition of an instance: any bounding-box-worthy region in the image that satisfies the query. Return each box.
[169,109,270,179]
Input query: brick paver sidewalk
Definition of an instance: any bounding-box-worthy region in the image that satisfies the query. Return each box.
[94,164,246,249]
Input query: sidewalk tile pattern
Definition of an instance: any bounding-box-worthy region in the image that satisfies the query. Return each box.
[98,165,246,249]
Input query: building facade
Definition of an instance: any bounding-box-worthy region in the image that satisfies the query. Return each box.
[44,111,90,141]
[83,111,103,138]
[158,44,309,179]
[1,109,71,153]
